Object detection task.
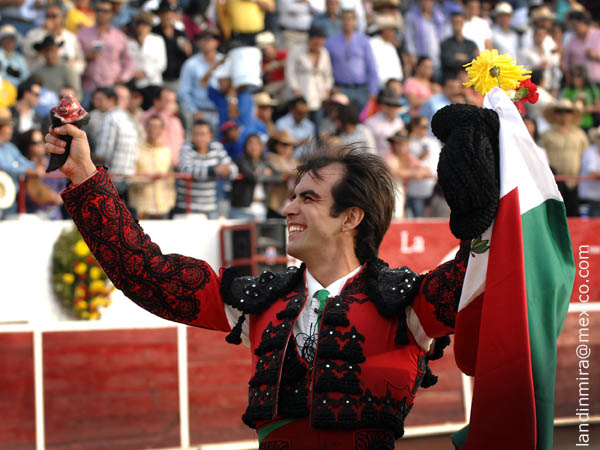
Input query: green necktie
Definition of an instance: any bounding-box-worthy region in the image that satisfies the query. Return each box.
[315,289,330,329]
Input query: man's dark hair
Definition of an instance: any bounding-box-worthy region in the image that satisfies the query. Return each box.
[296,144,395,262]
[567,10,591,24]
[289,96,307,109]
[17,75,42,100]
[147,114,165,127]
[192,118,212,130]
[96,86,117,100]
[441,71,460,86]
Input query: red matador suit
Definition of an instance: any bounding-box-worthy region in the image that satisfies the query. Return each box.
[62,167,470,450]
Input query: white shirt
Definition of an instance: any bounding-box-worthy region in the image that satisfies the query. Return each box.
[491,25,520,57]
[407,135,440,198]
[369,35,403,87]
[462,16,492,52]
[278,0,325,31]
[285,43,333,110]
[579,145,600,201]
[225,265,361,348]
[127,33,167,88]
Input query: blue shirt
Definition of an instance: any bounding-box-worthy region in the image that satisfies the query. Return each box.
[0,49,29,88]
[178,53,222,113]
[311,13,341,38]
[0,140,35,214]
[419,93,451,131]
[325,32,379,95]
[110,3,137,29]
[275,112,315,143]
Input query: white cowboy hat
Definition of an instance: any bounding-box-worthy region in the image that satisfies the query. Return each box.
[0,170,16,210]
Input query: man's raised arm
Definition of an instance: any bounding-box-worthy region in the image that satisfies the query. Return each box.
[45,125,231,332]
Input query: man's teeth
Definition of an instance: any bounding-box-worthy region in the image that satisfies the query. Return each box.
[289,225,305,233]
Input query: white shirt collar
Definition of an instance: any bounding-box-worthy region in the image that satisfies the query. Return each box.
[305,265,362,300]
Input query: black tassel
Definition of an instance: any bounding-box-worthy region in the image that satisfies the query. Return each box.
[226,313,246,345]
[429,335,451,361]
[420,366,438,388]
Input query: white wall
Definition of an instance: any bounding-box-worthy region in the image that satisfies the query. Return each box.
[0,215,224,328]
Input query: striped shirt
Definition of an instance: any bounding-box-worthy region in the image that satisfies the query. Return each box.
[175,141,237,214]
[95,107,139,176]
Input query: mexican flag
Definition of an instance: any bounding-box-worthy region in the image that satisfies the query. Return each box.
[451,88,575,449]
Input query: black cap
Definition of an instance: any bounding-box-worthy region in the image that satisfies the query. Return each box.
[34,35,64,51]
[308,25,327,38]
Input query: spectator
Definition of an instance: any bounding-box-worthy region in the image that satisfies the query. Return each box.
[10,77,43,140]
[126,86,146,142]
[78,0,134,106]
[0,62,16,107]
[265,130,298,218]
[230,133,279,220]
[127,11,167,107]
[579,126,600,217]
[462,0,492,53]
[419,73,462,125]
[65,0,95,33]
[319,91,348,138]
[23,4,86,77]
[140,87,184,166]
[560,65,600,131]
[153,0,193,92]
[32,35,82,98]
[441,11,478,81]
[311,0,341,38]
[220,0,274,45]
[563,10,600,86]
[278,0,325,50]
[518,23,561,95]
[253,91,277,137]
[220,121,241,159]
[285,25,333,137]
[521,6,557,56]
[365,87,405,157]
[0,25,28,88]
[110,0,137,30]
[406,115,440,217]
[128,115,176,219]
[16,128,65,219]
[522,69,554,134]
[336,103,375,152]
[404,56,438,117]
[491,2,519,57]
[384,130,430,219]
[175,119,236,218]
[403,0,445,77]
[369,15,403,88]
[94,86,139,198]
[0,106,42,218]
[257,31,287,104]
[540,99,589,216]
[0,1,40,36]
[325,9,379,111]
[178,27,223,135]
[275,96,315,149]
[84,88,106,155]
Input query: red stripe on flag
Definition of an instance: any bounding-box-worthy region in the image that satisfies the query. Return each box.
[463,188,537,449]
[454,293,483,377]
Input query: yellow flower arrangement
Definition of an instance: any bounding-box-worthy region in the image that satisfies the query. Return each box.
[51,227,113,320]
[463,49,531,96]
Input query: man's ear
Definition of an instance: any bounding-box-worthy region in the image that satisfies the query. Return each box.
[342,206,364,232]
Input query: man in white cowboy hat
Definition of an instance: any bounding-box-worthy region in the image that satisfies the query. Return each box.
[0,24,29,88]
[368,15,403,87]
[520,5,557,55]
[491,2,519,57]
[540,98,589,216]
[579,126,600,216]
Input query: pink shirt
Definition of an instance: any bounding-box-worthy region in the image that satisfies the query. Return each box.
[364,111,405,157]
[563,27,600,84]
[78,25,134,93]
[140,106,185,167]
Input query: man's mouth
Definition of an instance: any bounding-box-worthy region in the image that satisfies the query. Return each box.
[288,225,306,234]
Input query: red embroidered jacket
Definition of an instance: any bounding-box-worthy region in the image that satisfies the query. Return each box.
[62,167,469,439]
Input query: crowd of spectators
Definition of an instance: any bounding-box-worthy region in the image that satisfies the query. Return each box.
[0,0,599,221]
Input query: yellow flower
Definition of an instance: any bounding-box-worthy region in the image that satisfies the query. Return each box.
[75,300,88,310]
[89,311,100,320]
[89,266,102,280]
[62,273,75,284]
[74,262,88,275]
[74,285,87,299]
[73,240,90,257]
[463,49,531,96]
[89,280,106,294]
[80,311,90,319]
[90,297,107,309]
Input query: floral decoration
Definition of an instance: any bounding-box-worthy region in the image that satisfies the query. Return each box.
[463,49,531,97]
[51,226,113,320]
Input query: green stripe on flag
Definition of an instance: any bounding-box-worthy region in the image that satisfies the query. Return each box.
[521,199,575,450]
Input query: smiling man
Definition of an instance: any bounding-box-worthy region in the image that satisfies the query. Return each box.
[45,124,471,449]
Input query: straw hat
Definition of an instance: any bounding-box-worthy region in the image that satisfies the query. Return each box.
[0,107,13,126]
[0,170,16,210]
[269,129,295,146]
[253,91,277,107]
[370,14,401,33]
[493,2,513,16]
[256,31,275,49]
[530,5,555,22]
[543,98,583,124]
[0,24,18,41]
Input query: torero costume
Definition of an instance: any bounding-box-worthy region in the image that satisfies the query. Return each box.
[60,104,499,449]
